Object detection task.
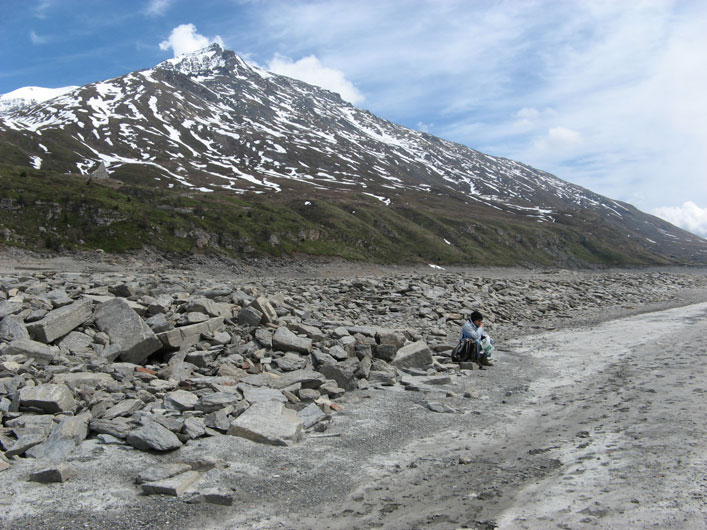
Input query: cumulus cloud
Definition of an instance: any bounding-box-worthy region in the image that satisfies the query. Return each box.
[266,54,364,105]
[532,126,583,156]
[145,0,172,16]
[159,24,223,57]
[652,202,707,238]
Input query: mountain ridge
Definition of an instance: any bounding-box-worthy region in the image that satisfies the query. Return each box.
[1,44,706,266]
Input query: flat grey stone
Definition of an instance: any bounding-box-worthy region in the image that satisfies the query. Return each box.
[19,384,76,414]
[141,470,201,496]
[164,390,199,411]
[272,326,312,354]
[135,463,192,484]
[157,317,224,349]
[53,372,114,389]
[127,421,183,452]
[4,339,60,363]
[227,400,304,446]
[297,403,327,429]
[238,384,286,404]
[29,464,76,483]
[27,299,93,344]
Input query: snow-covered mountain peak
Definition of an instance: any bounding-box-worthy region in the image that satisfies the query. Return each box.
[0,85,78,115]
[155,43,234,77]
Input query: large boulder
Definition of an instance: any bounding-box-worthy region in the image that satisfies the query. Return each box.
[94,298,162,364]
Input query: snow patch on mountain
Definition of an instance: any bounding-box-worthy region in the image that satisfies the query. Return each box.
[0,86,78,115]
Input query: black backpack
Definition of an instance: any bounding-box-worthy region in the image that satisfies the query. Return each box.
[451,340,478,363]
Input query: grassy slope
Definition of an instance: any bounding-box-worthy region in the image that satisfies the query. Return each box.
[0,163,694,266]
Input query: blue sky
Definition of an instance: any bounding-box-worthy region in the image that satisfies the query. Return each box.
[2,0,707,236]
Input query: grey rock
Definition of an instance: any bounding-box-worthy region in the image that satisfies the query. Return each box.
[272,326,312,354]
[157,317,224,349]
[25,413,90,460]
[182,417,206,439]
[4,339,60,363]
[89,417,136,439]
[236,306,262,327]
[273,352,307,371]
[298,403,327,429]
[196,392,242,413]
[6,432,47,457]
[127,421,183,452]
[94,298,162,364]
[164,390,199,411]
[239,384,287,404]
[227,400,304,446]
[249,296,278,324]
[102,398,143,420]
[141,470,201,496]
[318,358,360,391]
[391,341,434,370]
[0,315,30,342]
[27,299,93,344]
[55,331,95,355]
[53,372,114,390]
[0,300,22,318]
[19,384,76,413]
[135,463,192,484]
[29,464,76,483]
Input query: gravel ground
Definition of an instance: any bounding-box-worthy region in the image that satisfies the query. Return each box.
[1,251,706,529]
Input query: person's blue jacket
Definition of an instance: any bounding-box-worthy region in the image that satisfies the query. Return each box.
[460,319,487,354]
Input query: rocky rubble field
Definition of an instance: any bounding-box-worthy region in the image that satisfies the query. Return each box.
[1,264,706,508]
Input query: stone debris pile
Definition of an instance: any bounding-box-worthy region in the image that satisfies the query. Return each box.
[0,267,704,502]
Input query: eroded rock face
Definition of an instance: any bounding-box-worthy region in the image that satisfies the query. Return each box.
[0,265,705,481]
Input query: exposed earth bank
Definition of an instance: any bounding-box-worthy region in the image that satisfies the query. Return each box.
[0,252,706,530]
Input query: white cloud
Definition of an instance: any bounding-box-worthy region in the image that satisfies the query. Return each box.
[532,126,583,156]
[159,24,223,58]
[29,30,49,45]
[652,202,707,238]
[145,0,172,16]
[266,54,364,105]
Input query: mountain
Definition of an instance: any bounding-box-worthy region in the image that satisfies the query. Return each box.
[1,44,706,266]
[0,85,78,116]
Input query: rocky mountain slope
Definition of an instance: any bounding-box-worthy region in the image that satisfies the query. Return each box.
[1,44,705,266]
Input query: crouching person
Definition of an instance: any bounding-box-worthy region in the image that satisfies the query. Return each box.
[459,310,494,367]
